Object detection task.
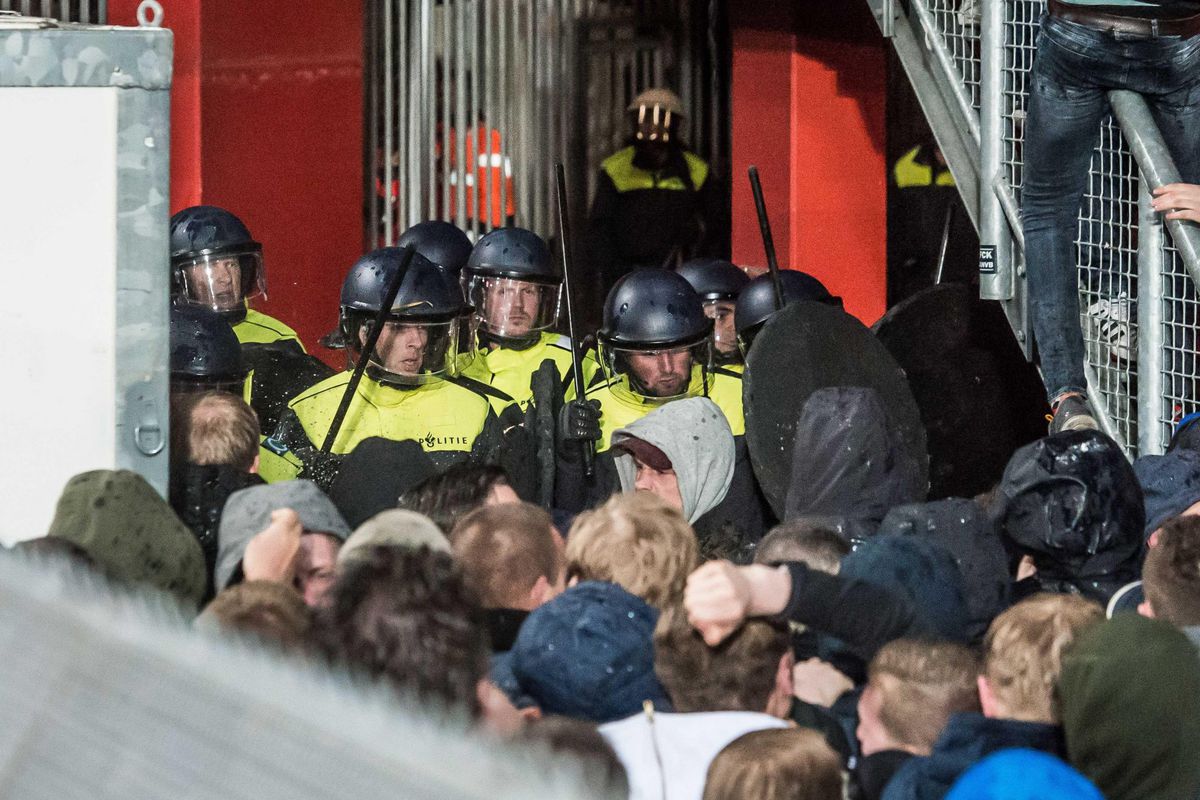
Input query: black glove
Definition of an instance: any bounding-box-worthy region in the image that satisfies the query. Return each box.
[557,399,602,460]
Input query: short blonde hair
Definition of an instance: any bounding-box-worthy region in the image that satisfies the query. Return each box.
[703,728,845,800]
[982,593,1103,722]
[565,493,697,609]
[868,639,980,753]
[173,391,260,472]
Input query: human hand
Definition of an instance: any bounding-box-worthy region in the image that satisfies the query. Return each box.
[792,658,854,708]
[685,562,790,646]
[243,508,302,584]
[1152,183,1200,223]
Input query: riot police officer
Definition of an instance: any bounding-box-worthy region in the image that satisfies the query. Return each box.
[170,205,333,431]
[460,227,579,411]
[735,270,842,356]
[263,248,519,489]
[169,306,248,398]
[675,258,751,366]
[397,220,474,280]
[569,269,744,453]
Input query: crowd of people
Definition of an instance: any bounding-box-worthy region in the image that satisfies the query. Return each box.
[18,66,1200,797]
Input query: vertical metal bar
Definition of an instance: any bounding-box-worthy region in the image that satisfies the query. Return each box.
[455,0,468,230]
[403,0,419,227]
[527,0,540,233]
[468,0,481,236]
[366,0,379,248]
[1137,176,1166,455]
[19,0,31,16]
[498,0,509,230]
[979,0,1012,301]
[441,0,451,221]
[422,0,435,222]
[483,0,495,235]
[383,0,396,245]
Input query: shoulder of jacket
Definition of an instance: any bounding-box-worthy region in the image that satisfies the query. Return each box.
[601,146,636,172]
[289,372,352,406]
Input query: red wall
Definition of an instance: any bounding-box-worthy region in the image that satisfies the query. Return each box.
[730,2,888,324]
[111,0,364,366]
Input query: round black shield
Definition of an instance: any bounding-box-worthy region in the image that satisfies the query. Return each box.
[743,301,928,518]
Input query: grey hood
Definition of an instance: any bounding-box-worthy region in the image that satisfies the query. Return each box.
[612,398,735,524]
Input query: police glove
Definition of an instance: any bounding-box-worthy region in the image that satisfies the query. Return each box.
[557,399,602,460]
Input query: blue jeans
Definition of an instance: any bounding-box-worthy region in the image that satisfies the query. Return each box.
[1021,13,1200,402]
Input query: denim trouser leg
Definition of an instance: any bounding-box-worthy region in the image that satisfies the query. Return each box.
[1022,15,1200,403]
[1021,27,1108,402]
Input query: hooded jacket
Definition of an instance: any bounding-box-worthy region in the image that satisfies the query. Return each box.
[47,470,207,610]
[879,499,1010,642]
[169,462,263,599]
[599,710,789,800]
[611,397,735,524]
[785,387,926,541]
[1059,614,1200,800]
[215,480,351,591]
[882,713,1066,800]
[1132,447,1200,539]
[994,430,1143,603]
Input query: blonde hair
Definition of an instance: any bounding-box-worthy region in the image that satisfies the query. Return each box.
[565,493,697,609]
[868,639,980,753]
[703,728,845,800]
[982,593,1103,722]
[173,391,260,472]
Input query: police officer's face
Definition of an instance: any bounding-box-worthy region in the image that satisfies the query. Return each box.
[486,278,540,336]
[627,348,692,397]
[369,322,429,375]
[187,257,242,310]
[704,301,737,355]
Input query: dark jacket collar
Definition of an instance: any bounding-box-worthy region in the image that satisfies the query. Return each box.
[485,607,529,653]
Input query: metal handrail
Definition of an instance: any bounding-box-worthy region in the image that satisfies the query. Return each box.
[1109,89,1200,292]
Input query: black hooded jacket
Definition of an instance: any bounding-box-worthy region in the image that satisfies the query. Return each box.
[169,463,263,600]
[993,430,1144,603]
[784,387,926,541]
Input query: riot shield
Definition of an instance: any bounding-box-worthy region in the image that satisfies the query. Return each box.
[872,284,1018,499]
[744,301,927,518]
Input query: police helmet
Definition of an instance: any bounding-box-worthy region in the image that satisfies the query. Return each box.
[170,305,247,395]
[170,206,266,323]
[597,269,712,400]
[396,221,473,278]
[464,228,561,343]
[675,259,750,302]
[338,247,474,387]
[628,88,684,145]
[735,270,842,352]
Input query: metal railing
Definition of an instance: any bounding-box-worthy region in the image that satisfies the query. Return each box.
[364,0,722,248]
[0,0,105,22]
[872,0,1200,458]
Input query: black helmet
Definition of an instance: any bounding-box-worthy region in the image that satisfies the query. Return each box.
[338,247,473,386]
[170,205,265,323]
[170,305,247,395]
[464,228,561,344]
[397,221,473,277]
[675,258,750,302]
[735,271,841,352]
[597,270,712,401]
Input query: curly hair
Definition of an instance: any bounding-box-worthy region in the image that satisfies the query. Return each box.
[311,545,489,715]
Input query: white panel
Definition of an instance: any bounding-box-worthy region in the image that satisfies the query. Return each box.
[0,87,119,545]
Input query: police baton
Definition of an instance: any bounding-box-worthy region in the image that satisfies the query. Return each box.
[748,166,785,311]
[321,243,417,453]
[554,161,595,478]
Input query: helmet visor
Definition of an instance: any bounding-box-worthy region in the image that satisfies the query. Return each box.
[366,318,467,386]
[176,250,266,312]
[598,341,703,401]
[466,274,560,339]
[632,103,676,144]
[703,300,739,357]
